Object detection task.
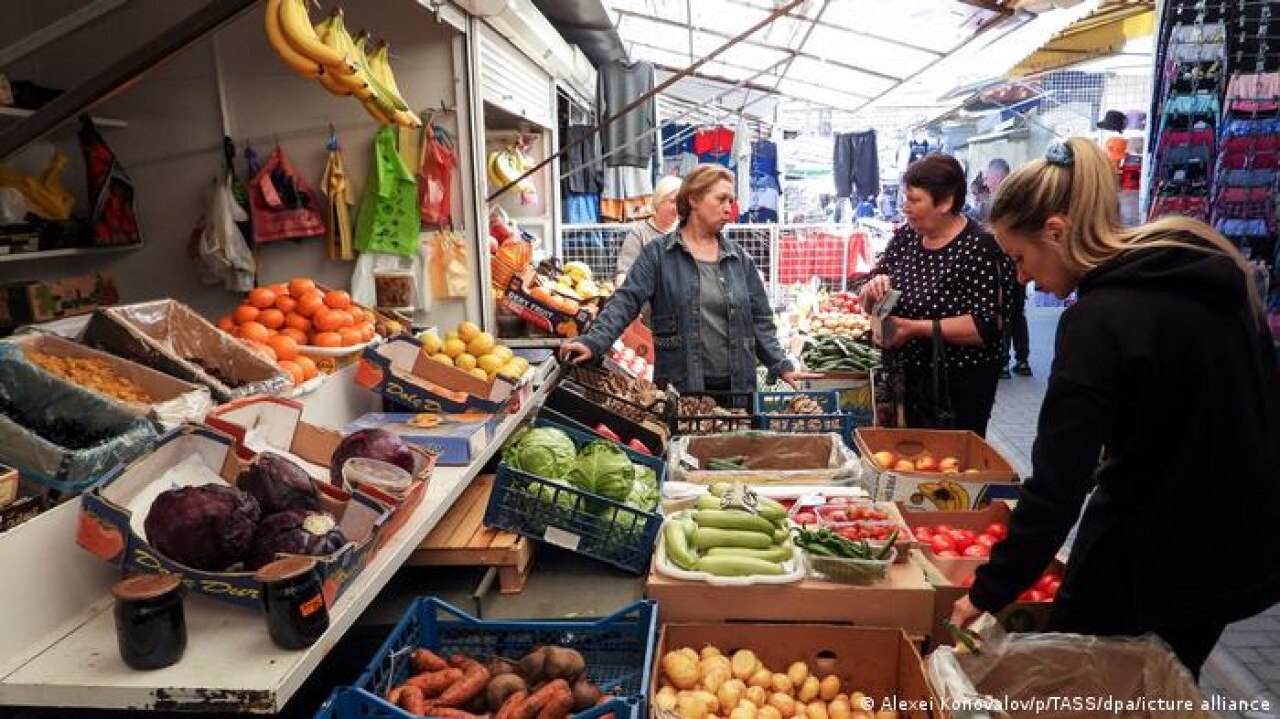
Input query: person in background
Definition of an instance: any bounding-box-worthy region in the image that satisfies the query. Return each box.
[615,175,682,286]
[563,164,816,394]
[858,154,1007,436]
[950,138,1280,679]
[982,158,1031,378]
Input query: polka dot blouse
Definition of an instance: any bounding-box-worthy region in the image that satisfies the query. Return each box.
[872,219,1007,370]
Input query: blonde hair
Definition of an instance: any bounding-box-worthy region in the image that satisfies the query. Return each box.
[989,137,1263,317]
[653,175,683,210]
[676,164,735,223]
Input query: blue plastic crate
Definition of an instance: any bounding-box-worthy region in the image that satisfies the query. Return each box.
[343,597,656,719]
[755,390,849,436]
[484,416,664,574]
[316,687,641,719]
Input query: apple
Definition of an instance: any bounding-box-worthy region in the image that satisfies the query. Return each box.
[975,533,999,549]
[936,549,960,558]
[960,574,975,588]
[893,459,917,472]
[915,455,938,472]
[930,535,955,553]
[938,457,961,473]
[947,529,974,551]
[872,451,896,468]
[984,522,1008,540]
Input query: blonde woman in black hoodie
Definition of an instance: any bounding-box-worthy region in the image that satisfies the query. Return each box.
[950,137,1280,678]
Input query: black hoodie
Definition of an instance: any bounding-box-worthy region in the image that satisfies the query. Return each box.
[971,244,1280,627]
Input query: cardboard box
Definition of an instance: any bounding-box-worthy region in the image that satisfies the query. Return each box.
[345,413,491,467]
[654,623,939,719]
[801,371,876,434]
[77,424,403,609]
[6,333,213,427]
[856,428,1019,510]
[645,560,936,635]
[896,501,1012,569]
[0,489,46,533]
[0,273,118,327]
[0,463,16,508]
[356,335,518,414]
[500,272,594,339]
[668,432,861,486]
[910,549,1056,651]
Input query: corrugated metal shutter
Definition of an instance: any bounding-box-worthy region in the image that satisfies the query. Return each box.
[479,23,553,128]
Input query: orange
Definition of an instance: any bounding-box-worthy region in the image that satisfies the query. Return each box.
[323,290,352,310]
[294,355,319,380]
[338,328,364,346]
[246,341,276,362]
[216,316,234,332]
[247,287,277,309]
[288,278,317,298]
[232,304,260,325]
[278,360,304,386]
[285,312,311,333]
[258,308,285,330]
[267,334,299,361]
[280,327,309,345]
[296,290,325,318]
[312,331,342,348]
[529,286,552,304]
[237,321,271,344]
[361,309,377,324]
[313,308,344,333]
[335,309,355,328]
[275,295,297,313]
[267,283,290,297]
[358,322,376,342]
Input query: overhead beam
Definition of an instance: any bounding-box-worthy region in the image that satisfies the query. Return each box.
[651,63,781,95]
[0,0,129,68]
[955,0,1016,16]
[613,8,905,84]
[0,0,260,160]
[644,48,873,100]
[719,0,947,56]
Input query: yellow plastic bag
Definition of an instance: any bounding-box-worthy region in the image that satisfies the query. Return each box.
[429,230,469,299]
[0,150,74,220]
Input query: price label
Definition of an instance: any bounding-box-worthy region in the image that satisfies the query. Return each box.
[543,526,581,551]
[681,455,700,470]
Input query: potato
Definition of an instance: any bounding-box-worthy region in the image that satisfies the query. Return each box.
[680,648,700,663]
[730,701,758,719]
[657,687,679,712]
[731,650,762,681]
[717,679,745,713]
[874,712,898,719]
[850,712,873,719]
[677,694,709,719]
[690,690,720,714]
[818,676,841,703]
[745,685,769,707]
[828,699,850,719]
[758,706,783,719]
[794,702,806,718]
[806,702,828,719]
[798,677,820,703]
[702,667,730,695]
[700,645,724,661]
[769,674,793,696]
[786,662,810,689]
[748,669,774,689]
[768,693,795,718]
[664,651,701,690]
[703,656,732,678]
[833,695,849,707]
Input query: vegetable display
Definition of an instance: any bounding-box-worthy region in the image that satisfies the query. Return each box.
[143,484,262,572]
[565,441,634,504]
[766,395,824,417]
[655,645,900,719]
[238,452,321,515]
[381,645,616,719]
[869,450,978,474]
[956,566,1060,603]
[663,484,794,578]
[915,521,1006,560]
[503,427,579,480]
[792,526,897,583]
[502,425,660,515]
[800,336,880,373]
[675,396,751,435]
[329,428,416,488]
[246,509,348,570]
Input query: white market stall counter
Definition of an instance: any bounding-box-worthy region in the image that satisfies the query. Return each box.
[0,363,558,713]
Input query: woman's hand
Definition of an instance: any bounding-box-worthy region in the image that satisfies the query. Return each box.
[880,317,925,349]
[858,275,891,307]
[950,595,982,628]
[559,342,594,365]
[780,368,823,388]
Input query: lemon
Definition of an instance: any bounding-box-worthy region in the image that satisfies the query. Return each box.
[491,345,514,364]
[467,332,496,357]
[455,353,478,371]
[419,331,443,355]
[443,338,467,359]
[498,360,525,379]
[457,321,481,343]
[431,353,454,366]
[446,330,460,342]
[509,356,530,374]
[477,354,504,374]
[468,367,489,381]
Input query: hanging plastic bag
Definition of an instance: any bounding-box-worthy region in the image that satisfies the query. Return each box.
[429,229,469,299]
[355,125,420,257]
[190,172,256,292]
[322,130,355,261]
[419,120,457,226]
[0,149,74,220]
[78,116,142,246]
[247,145,326,243]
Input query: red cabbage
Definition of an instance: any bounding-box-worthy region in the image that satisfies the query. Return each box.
[329,428,415,487]
[144,484,261,572]
[238,452,320,515]
[247,510,348,570]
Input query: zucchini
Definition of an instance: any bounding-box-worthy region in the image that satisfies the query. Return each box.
[691,527,776,551]
[695,509,776,535]
[694,555,785,577]
[704,545,793,562]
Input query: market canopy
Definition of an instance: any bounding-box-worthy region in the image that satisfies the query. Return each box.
[1007,0,1154,77]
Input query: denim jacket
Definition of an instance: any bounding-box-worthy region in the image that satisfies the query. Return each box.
[580,231,793,392]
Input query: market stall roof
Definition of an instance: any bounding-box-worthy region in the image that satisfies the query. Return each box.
[1007,0,1154,77]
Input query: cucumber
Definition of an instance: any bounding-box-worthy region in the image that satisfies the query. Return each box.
[691,527,775,551]
[705,545,793,562]
[695,555,785,577]
[695,509,776,535]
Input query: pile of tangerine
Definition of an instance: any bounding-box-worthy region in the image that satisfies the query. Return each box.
[216,278,377,385]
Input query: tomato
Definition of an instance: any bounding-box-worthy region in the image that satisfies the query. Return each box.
[1035,574,1057,592]
[935,524,953,534]
[960,574,975,588]
[975,533,998,549]
[984,523,1008,540]
[935,549,960,558]
[827,510,849,523]
[839,527,861,542]
[914,527,933,541]
[826,496,851,506]
[1045,579,1062,596]
[947,530,974,551]
[793,512,817,526]
[930,535,955,553]
[962,543,990,558]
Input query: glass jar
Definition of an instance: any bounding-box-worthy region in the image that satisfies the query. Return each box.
[112,573,186,670]
[255,556,329,650]
[373,269,416,312]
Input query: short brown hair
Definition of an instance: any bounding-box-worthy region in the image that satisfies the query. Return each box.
[676,164,735,223]
[903,154,967,215]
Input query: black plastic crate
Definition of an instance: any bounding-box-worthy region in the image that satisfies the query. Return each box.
[755,390,850,436]
[667,389,757,436]
[544,385,666,455]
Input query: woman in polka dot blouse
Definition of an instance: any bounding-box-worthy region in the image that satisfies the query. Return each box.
[859,154,1010,436]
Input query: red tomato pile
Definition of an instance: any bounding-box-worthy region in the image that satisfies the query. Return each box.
[790,496,887,527]
[831,522,898,542]
[914,522,1007,559]
[958,568,1061,603]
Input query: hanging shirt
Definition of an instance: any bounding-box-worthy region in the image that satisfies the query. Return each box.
[694,126,735,156]
[598,60,655,168]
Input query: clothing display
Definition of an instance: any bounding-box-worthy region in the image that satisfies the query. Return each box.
[695,126,736,167]
[562,192,600,225]
[561,124,603,195]
[600,162,654,222]
[833,130,879,200]
[740,140,780,224]
[597,59,656,168]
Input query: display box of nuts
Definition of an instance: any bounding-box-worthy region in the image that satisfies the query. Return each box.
[667,390,756,436]
[755,390,848,437]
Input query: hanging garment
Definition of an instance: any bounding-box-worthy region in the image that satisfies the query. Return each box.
[322,131,355,261]
[248,146,326,244]
[907,139,933,163]
[833,130,879,199]
[662,123,695,156]
[78,116,141,246]
[598,59,655,167]
[562,192,600,224]
[419,120,457,227]
[1226,72,1280,113]
[355,125,420,257]
[562,125,603,195]
[191,172,255,292]
[750,140,779,177]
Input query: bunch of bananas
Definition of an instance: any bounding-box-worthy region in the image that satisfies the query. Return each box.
[486,145,537,203]
[540,261,613,302]
[914,480,972,511]
[264,0,420,127]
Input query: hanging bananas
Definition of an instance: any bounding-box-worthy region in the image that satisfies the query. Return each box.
[264,0,420,127]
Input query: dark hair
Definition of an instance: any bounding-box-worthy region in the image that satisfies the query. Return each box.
[677,164,735,223]
[986,158,1011,176]
[903,153,966,215]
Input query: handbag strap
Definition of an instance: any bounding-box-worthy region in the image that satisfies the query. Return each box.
[931,319,954,419]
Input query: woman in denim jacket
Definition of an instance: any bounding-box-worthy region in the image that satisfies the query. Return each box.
[562,165,815,393]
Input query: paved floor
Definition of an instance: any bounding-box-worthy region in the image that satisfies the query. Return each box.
[987,308,1280,718]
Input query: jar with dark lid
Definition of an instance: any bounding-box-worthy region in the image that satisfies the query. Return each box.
[112,573,186,670]
[255,556,329,650]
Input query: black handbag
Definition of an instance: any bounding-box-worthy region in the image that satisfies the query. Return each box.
[901,319,955,429]
[929,319,956,429]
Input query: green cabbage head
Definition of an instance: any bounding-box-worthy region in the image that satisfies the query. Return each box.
[502,426,578,479]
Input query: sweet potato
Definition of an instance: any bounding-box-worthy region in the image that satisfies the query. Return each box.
[387,686,405,706]
[412,648,450,672]
[406,668,465,697]
[421,708,481,719]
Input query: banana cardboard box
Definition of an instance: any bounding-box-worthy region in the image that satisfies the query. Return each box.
[855,428,1020,511]
[501,271,595,339]
[356,335,518,414]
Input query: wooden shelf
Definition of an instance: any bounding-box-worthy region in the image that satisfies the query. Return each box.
[0,243,141,264]
[0,106,127,128]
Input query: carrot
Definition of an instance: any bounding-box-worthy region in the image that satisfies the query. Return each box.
[405,668,464,696]
[496,690,529,719]
[421,709,481,719]
[514,679,571,719]
[535,681,574,719]
[386,686,405,706]
[400,685,427,714]
[431,656,491,707]
[412,648,450,672]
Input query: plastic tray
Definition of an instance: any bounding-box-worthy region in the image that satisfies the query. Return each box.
[754,390,849,436]
[315,687,640,719]
[484,417,665,574]
[653,523,805,586]
[804,547,897,584]
[349,597,656,719]
[668,390,756,436]
[543,385,667,455]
